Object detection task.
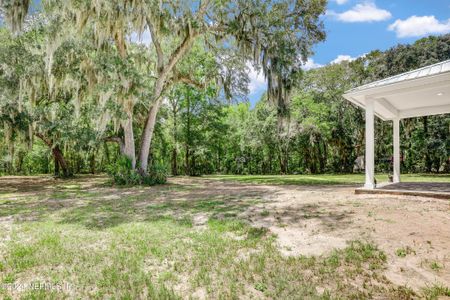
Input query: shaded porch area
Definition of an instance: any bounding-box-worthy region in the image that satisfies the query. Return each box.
[356,182,450,199]
[344,60,450,199]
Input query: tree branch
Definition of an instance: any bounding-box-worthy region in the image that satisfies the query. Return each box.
[146,17,164,72]
[34,132,52,148]
[173,74,205,89]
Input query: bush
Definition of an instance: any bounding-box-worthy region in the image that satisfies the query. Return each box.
[106,156,167,186]
[145,162,167,185]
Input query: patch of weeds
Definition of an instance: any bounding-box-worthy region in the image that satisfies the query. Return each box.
[326,252,340,268]
[260,210,270,217]
[254,282,267,292]
[176,216,193,227]
[344,241,386,269]
[422,284,450,299]
[247,227,268,240]
[194,200,225,211]
[389,285,416,299]
[2,273,15,284]
[20,289,63,299]
[430,261,442,271]
[50,191,72,199]
[8,244,37,271]
[158,271,177,285]
[207,218,246,233]
[395,246,415,257]
[221,212,237,218]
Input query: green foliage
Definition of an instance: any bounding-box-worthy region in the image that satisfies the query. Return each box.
[145,162,168,185]
[395,246,415,257]
[106,156,137,185]
[422,284,450,299]
[0,1,449,179]
[430,261,442,271]
[106,156,167,186]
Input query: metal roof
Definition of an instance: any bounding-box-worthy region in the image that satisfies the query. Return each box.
[348,59,450,93]
[343,59,450,120]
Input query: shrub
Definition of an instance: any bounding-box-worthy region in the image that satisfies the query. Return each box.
[106,156,167,186]
[142,162,167,185]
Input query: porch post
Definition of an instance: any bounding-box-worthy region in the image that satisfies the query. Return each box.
[365,98,375,189]
[393,117,401,183]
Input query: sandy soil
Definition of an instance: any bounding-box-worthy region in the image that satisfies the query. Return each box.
[174,177,450,291]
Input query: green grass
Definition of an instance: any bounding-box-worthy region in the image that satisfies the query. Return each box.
[0,220,411,299]
[396,246,415,258]
[0,175,447,299]
[204,173,450,185]
[422,284,450,299]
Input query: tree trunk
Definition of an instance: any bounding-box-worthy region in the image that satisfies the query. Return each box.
[89,152,96,174]
[138,97,162,174]
[122,112,136,169]
[171,101,178,176]
[35,133,70,177]
[52,145,70,177]
[54,155,60,176]
[103,142,111,165]
[137,30,198,174]
[191,151,196,176]
[171,148,178,176]
[185,147,190,175]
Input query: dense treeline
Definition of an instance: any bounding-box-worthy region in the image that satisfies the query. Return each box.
[154,34,450,175]
[0,0,327,180]
[0,24,449,177]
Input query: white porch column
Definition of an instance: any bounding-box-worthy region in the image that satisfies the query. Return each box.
[393,118,401,183]
[365,98,375,189]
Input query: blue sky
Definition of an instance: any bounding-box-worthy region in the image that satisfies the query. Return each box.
[248,0,450,104]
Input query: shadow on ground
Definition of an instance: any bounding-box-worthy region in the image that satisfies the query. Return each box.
[0,175,357,232]
[0,175,271,229]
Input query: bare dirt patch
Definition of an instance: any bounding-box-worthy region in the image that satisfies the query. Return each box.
[176,177,450,292]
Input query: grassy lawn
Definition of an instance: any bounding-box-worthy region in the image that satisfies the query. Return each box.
[204,173,450,185]
[0,175,448,299]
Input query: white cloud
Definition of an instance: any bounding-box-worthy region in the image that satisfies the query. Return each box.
[302,58,323,70]
[247,63,266,94]
[333,0,349,5]
[388,15,450,38]
[329,2,391,23]
[331,55,356,64]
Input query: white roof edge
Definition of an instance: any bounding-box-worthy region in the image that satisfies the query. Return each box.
[345,59,450,94]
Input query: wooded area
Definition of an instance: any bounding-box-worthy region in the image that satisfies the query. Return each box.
[0,1,448,182]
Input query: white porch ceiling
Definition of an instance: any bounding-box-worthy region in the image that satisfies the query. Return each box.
[343,60,450,120]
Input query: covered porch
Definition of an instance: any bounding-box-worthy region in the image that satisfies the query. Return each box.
[344,59,450,199]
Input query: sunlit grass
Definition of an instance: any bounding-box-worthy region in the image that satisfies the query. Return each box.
[204,173,450,185]
[0,219,414,299]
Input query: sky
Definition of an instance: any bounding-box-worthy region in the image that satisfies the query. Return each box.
[248,0,450,104]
